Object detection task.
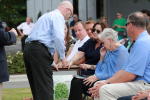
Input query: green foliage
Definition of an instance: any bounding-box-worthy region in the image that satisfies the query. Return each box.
[0,0,26,30]
[37,11,42,20]
[7,51,26,74]
[54,83,69,100]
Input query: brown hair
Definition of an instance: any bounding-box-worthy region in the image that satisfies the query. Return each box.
[100,16,106,20]
[93,21,109,32]
[65,22,71,52]
[85,20,96,25]
[147,24,150,35]
[74,21,86,29]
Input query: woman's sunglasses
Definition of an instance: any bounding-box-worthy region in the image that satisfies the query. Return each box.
[92,28,101,34]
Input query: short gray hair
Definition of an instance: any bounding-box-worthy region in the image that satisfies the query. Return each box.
[98,28,118,42]
[128,12,146,29]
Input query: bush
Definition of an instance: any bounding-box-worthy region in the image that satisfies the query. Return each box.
[7,51,26,74]
[54,83,69,100]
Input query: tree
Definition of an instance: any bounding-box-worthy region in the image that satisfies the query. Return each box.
[0,0,26,29]
[37,11,42,20]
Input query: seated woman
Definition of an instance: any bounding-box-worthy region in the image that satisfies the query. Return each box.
[67,28,129,100]
[64,22,108,76]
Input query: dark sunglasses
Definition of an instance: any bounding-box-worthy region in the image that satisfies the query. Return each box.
[73,16,77,18]
[125,22,134,27]
[92,28,101,33]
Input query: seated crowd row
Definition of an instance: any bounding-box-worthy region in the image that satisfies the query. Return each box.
[53,11,150,100]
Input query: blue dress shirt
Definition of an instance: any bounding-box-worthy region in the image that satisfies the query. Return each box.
[25,9,66,66]
[95,45,129,80]
[122,31,150,83]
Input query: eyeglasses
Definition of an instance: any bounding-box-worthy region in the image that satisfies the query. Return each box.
[68,8,73,18]
[92,28,101,34]
[116,15,120,16]
[125,22,134,27]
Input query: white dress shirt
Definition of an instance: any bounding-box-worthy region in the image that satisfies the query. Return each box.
[67,35,90,61]
[17,22,34,35]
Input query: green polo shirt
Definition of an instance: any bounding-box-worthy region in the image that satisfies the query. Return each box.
[112,17,126,32]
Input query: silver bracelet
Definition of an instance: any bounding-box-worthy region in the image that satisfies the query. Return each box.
[91,65,94,70]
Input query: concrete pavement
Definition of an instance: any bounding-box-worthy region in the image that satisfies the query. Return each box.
[3,71,77,89]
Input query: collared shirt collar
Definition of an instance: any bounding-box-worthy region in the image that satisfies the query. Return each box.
[54,9,64,19]
[79,35,89,43]
[136,30,149,41]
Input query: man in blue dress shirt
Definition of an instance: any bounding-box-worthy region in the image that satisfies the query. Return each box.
[89,12,150,100]
[23,1,73,100]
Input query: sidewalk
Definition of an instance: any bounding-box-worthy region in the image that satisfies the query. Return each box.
[5,74,73,89]
[9,74,28,82]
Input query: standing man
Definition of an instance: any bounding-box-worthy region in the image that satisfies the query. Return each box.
[89,12,150,100]
[70,14,82,38]
[0,19,18,100]
[17,17,34,51]
[23,1,73,100]
[112,12,126,40]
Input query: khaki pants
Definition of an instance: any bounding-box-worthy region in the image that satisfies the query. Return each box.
[94,80,150,100]
[0,83,2,100]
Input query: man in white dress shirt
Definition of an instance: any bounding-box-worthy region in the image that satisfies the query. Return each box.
[66,21,89,63]
[17,17,34,51]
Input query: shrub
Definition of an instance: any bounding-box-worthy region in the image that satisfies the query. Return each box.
[54,83,69,100]
[7,51,26,74]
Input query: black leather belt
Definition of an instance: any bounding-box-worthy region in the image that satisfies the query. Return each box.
[26,41,44,46]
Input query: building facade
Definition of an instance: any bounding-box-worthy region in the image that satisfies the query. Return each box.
[27,0,150,28]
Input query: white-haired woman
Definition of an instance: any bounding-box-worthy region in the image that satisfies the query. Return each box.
[68,28,129,100]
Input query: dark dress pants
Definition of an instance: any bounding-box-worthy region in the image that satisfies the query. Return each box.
[23,42,53,100]
[21,35,28,51]
[68,77,96,100]
[117,95,147,100]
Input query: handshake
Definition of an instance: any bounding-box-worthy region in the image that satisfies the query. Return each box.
[52,58,93,71]
[52,58,75,71]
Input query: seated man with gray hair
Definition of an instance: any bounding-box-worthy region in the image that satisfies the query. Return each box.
[67,28,129,100]
[89,11,150,100]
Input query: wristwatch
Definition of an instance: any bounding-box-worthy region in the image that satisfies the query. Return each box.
[91,65,94,70]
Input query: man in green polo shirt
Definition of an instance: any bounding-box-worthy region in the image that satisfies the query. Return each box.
[112,12,126,40]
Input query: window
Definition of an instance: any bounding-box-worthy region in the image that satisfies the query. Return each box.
[73,0,78,15]
[96,0,104,18]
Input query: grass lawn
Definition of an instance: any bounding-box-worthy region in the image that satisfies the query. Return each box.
[17,36,22,38]
[2,88,93,100]
[2,88,32,100]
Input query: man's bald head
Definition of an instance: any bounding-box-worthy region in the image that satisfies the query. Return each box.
[26,17,31,24]
[58,1,73,8]
[57,1,73,20]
